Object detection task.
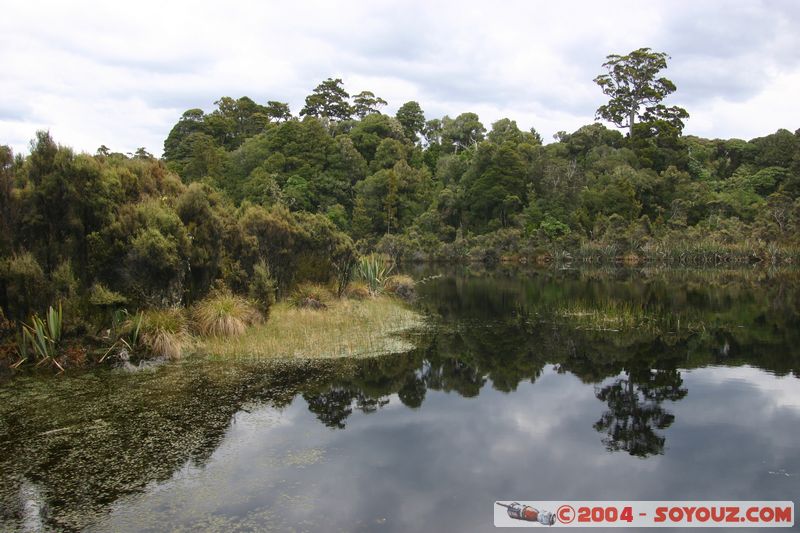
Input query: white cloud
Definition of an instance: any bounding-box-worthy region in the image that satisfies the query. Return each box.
[1,0,798,156]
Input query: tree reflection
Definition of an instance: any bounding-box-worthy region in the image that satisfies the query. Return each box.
[593,367,687,457]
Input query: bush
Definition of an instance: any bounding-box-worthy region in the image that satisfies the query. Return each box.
[193,291,260,337]
[139,308,190,359]
[88,283,128,307]
[51,260,78,300]
[248,260,276,315]
[2,252,47,319]
[384,275,416,301]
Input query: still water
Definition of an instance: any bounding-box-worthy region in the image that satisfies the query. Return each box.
[1,267,799,531]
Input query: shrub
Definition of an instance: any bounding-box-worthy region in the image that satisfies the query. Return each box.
[139,308,190,359]
[2,252,47,319]
[384,275,416,301]
[248,260,276,315]
[51,261,78,300]
[88,283,128,307]
[193,291,260,337]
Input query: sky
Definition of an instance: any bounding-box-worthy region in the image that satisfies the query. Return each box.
[1,0,799,157]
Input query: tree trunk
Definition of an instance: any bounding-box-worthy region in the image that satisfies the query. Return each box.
[629,109,636,138]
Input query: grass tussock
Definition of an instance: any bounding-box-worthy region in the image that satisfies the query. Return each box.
[201,296,424,360]
[344,280,371,300]
[383,274,416,300]
[193,292,260,337]
[288,282,334,309]
[140,308,190,359]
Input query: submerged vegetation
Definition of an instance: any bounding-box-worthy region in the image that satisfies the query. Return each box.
[549,300,706,335]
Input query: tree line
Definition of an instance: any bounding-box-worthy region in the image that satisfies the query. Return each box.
[1,48,800,324]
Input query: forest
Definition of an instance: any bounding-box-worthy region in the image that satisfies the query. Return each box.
[1,48,799,367]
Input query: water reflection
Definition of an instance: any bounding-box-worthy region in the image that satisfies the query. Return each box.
[1,267,799,531]
[593,368,687,457]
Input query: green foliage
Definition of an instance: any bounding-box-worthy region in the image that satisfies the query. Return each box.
[300,78,352,122]
[88,283,128,307]
[594,48,689,137]
[395,101,426,142]
[2,251,47,319]
[357,254,395,295]
[352,90,387,119]
[20,303,63,368]
[2,61,800,355]
[248,260,277,315]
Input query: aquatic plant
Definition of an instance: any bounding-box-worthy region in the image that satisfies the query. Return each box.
[552,300,706,335]
[356,254,394,295]
[139,308,190,359]
[193,291,260,337]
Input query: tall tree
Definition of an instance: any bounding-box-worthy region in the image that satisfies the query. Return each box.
[594,48,689,138]
[395,101,426,142]
[265,101,292,122]
[441,113,486,153]
[300,78,352,122]
[352,90,388,118]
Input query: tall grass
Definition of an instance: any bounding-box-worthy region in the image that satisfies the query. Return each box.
[193,292,260,337]
[201,297,423,360]
[139,308,190,359]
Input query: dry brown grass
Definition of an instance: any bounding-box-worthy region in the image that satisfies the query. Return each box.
[193,292,261,337]
[140,308,191,360]
[200,296,424,360]
[344,281,371,300]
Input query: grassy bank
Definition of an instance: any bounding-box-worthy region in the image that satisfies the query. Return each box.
[199,296,424,360]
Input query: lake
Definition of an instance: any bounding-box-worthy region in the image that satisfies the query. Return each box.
[1,267,799,531]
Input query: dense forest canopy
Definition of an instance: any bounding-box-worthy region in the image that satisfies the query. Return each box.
[2,50,800,323]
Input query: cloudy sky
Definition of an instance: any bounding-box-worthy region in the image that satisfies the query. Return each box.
[1,0,799,156]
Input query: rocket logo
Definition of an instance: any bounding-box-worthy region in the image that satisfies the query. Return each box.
[496,502,556,526]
